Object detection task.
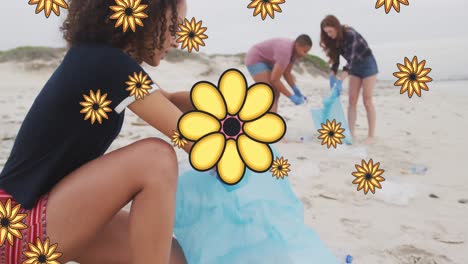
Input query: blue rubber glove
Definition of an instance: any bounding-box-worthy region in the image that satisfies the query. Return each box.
[292,85,307,101]
[289,94,304,105]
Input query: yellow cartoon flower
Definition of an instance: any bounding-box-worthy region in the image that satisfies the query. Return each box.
[171,130,188,149]
[110,0,148,33]
[352,159,385,194]
[0,199,28,247]
[126,72,152,100]
[178,69,286,185]
[79,89,113,125]
[318,119,345,148]
[23,237,62,264]
[375,0,409,13]
[393,56,432,98]
[270,156,290,179]
[28,0,68,18]
[176,18,208,53]
[247,0,285,20]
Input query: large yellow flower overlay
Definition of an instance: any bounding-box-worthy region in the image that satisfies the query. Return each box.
[375,0,409,13]
[0,199,28,247]
[28,0,68,18]
[318,119,345,149]
[176,18,208,53]
[178,69,286,185]
[23,237,62,264]
[110,0,149,33]
[247,0,285,20]
[126,71,152,100]
[270,156,290,179]
[79,89,113,125]
[393,56,432,98]
[352,159,385,194]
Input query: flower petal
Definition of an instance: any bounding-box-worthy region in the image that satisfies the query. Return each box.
[237,134,273,172]
[218,69,247,116]
[178,111,220,141]
[243,113,285,143]
[217,139,245,184]
[191,81,226,120]
[189,133,225,171]
[238,83,274,121]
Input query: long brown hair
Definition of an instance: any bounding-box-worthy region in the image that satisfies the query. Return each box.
[61,0,180,63]
[320,15,347,64]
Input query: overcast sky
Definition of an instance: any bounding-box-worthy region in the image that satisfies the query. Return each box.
[2,0,468,80]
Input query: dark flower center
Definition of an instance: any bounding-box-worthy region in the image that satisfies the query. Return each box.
[409,73,417,81]
[328,131,335,137]
[223,117,241,137]
[92,103,100,111]
[0,218,10,227]
[38,254,47,263]
[178,135,183,140]
[125,7,133,16]
[188,32,195,38]
[262,0,270,3]
[365,173,372,180]
[278,166,283,171]
[136,82,142,88]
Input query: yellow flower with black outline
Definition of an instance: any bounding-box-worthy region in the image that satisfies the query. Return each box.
[393,56,432,98]
[318,119,345,149]
[126,72,152,100]
[171,130,188,149]
[28,0,68,18]
[375,0,409,13]
[80,89,113,125]
[247,0,285,20]
[110,0,149,33]
[352,159,385,194]
[23,237,62,264]
[0,199,28,247]
[270,156,290,179]
[176,18,208,53]
[178,69,286,185]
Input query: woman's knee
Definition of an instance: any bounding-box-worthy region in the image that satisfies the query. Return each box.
[348,96,359,107]
[363,96,374,108]
[131,137,178,187]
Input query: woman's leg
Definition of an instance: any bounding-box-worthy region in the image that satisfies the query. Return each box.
[348,75,363,139]
[362,74,377,144]
[251,71,279,113]
[46,138,180,263]
[75,210,187,264]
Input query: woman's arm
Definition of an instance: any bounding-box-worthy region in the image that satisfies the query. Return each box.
[160,89,194,113]
[128,90,193,153]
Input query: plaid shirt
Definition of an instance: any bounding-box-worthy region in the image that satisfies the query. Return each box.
[331,27,372,74]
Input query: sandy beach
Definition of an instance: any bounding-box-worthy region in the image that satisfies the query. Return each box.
[1,54,467,264]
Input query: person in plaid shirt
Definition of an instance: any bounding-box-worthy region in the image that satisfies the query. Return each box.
[320,15,379,145]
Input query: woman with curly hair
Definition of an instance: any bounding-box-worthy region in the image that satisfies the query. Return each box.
[320,15,378,144]
[0,0,190,263]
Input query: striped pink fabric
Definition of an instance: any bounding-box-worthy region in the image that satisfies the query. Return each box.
[0,189,48,264]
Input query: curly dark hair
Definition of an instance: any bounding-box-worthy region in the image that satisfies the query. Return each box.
[320,15,347,65]
[61,0,181,63]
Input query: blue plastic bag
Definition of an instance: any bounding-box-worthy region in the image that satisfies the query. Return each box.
[311,76,352,145]
[174,147,339,264]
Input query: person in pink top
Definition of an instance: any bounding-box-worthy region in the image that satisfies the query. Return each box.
[245,35,312,112]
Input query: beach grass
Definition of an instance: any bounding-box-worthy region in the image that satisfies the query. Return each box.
[0,46,66,63]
